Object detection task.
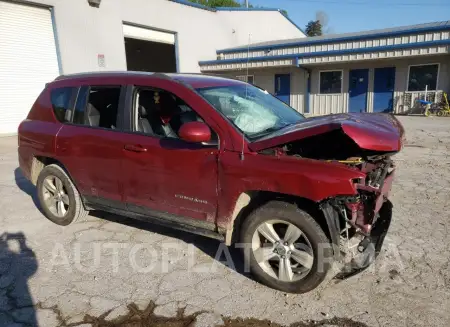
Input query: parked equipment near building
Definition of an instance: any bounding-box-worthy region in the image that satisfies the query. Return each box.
[418,91,450,117]
[434,92,450,117]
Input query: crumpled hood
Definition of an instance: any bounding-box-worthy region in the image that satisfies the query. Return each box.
[248,113,405,152]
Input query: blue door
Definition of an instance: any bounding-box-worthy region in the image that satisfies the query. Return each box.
[373,67,396,113]
[275,74,290,105]
[349,69,369,113]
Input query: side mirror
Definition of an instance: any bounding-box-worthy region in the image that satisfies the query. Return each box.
[179,122,211,143]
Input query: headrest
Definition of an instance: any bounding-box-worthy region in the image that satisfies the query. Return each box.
[138,105,148,117]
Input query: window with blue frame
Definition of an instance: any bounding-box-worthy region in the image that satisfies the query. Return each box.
[408,64,439,91]
[319,71,342,94]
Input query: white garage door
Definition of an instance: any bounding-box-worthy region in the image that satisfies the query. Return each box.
[0,1,60,135]
[123,24,175,45]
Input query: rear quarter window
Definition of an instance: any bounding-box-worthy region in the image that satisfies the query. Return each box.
[50,87,75,122]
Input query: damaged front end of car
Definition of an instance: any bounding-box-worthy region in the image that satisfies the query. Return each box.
[289,133,398,279]
[251,113,404,279]
[320,156,395,279]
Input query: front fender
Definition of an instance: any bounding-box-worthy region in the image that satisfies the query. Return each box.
[217,151,365,229]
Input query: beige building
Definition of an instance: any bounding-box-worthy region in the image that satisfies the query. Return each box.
[200,21,450,116]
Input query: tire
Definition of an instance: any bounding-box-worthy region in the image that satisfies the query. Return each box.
[36,164,88,226]
[437,111,444,117]
[240,201,333,293]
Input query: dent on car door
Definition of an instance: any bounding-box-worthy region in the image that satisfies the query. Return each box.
[121,86,219,223]
[55,85,127,206]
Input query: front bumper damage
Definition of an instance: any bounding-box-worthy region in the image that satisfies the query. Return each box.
[321,164,395,279]
[339,200,391,279]
[322,200,392,279]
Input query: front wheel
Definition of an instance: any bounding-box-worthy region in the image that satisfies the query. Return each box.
[240,201,333,293]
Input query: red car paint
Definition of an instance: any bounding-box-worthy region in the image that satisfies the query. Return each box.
[249,113,404,153]
[18,72,402,235]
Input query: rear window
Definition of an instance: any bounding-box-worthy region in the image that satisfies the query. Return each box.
[72,86,121,129]
[50,87,75,122]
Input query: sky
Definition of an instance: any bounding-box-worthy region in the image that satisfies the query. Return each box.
[248,0,450,34]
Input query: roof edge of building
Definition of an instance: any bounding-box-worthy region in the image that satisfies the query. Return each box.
[216,21,450,54]
[200,38,450,66]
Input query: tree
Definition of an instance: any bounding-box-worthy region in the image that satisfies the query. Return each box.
[188,0,242,7]
[188,0,288,15]
[305,20,322,37]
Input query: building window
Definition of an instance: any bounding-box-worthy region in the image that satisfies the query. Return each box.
[408,64,439,91]
[236,75,254,84]
[319,71,342,94]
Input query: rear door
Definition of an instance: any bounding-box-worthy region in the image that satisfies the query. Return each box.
[55,85,127,207]
[120,85,219,224]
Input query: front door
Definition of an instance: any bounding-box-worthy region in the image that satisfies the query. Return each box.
[349,69,369,113]
[274,74,290,105]
[373,67,396,113]
[121,88,219,223]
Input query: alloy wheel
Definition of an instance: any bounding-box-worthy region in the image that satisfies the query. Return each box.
[41,175,70,218]
[251,220,314,282]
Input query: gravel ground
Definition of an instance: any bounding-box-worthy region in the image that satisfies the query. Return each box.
[0,116,449,327]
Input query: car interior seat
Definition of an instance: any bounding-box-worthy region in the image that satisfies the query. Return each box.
[85,103,100,127]
[137,105,153,134]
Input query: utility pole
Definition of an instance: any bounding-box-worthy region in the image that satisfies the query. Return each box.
[245,0,248,8]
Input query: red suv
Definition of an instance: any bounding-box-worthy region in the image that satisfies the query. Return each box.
[18,72,403,293]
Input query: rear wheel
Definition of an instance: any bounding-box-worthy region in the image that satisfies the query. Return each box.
[36,164,88,225]
[437,110,444,117]
[240,201,332,293]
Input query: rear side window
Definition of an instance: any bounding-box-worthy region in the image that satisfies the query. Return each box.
[73,86,121,130]
[50,87,75,122]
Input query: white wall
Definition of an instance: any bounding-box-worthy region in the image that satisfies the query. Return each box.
[217,11,304,48]
[18,0,304,74]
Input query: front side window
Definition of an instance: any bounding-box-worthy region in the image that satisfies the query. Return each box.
[134,89,218,143]
[408,64,439,91]
[50,87,75,122]
[319,71,342,94]
[73,86,121,129]
[197,84,304,139]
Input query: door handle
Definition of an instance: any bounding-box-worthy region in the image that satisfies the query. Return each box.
[124,144,147,153]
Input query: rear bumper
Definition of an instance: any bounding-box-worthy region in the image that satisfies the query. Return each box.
[18,147,32,182]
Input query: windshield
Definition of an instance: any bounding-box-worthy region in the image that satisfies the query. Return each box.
[196,84,305,139]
